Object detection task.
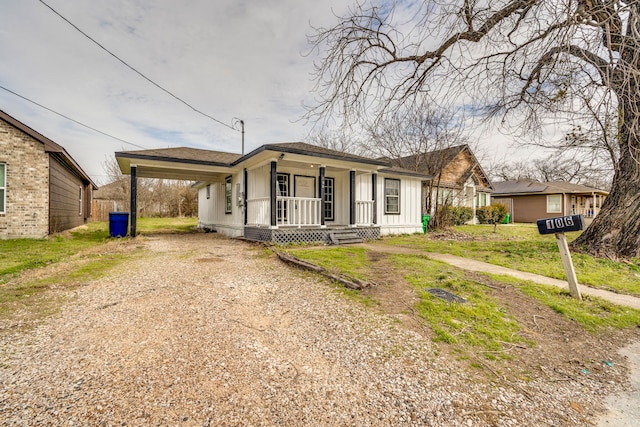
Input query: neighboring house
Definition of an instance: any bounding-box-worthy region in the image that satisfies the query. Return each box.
[92,179,129,222]
[491,180,609,224]
[0,110,96,238]
[392,144,494,220]
[116,142,431,244]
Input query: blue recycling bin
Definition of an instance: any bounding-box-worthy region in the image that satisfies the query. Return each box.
[109,212,129,237]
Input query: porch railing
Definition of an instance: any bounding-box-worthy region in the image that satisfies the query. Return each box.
[247,197,375,227]
[278,197,321,227]
[355,200,374,225]
[246,197,270,225]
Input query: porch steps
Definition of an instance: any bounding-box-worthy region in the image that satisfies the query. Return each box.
[329,229,364,245]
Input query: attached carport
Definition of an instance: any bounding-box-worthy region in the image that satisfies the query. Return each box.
[115,147,240,236]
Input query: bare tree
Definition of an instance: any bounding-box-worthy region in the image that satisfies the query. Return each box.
[100,157,197,218]
[360,102,472,227]
[309,1,640,259]
[491,154,612,189]
[306,128,366,155]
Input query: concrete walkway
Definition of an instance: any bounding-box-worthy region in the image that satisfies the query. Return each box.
[359,244,640,310]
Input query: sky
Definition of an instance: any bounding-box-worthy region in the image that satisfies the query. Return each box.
[0,0,542,185]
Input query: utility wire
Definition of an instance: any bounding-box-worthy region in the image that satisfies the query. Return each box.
[0,83,147,149]
[38,0,238,132]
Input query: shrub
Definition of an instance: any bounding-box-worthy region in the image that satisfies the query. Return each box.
[433,204,454,228]
[451,206,474,225]
[477,204,508,225]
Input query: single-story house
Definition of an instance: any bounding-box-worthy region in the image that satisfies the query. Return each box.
[115,142,431,244]
[391,144,494,220]
[0,110,96,238]
[491,180,609,224]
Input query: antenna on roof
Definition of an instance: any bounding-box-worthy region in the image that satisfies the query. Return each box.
[232,118,245,155]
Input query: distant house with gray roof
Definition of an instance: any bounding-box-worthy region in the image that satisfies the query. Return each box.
[491,180,608,224]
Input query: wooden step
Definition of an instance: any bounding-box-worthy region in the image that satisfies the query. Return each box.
[329,230,363,245]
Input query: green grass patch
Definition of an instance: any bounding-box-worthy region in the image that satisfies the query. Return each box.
[391,254,526,358]
[490,274,640,331]
[287,247,371,281]
[0,222,110,282]
[136,216,198,234]
[379,226,640,297]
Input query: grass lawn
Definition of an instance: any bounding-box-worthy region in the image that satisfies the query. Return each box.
[289,227,640,356]
[0,221,110,282]
[379,224,640,297]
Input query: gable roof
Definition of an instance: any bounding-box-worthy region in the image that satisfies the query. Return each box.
[0,110,96,189]
[492,180,609,196]
[116,142,433,180]
[392,144,493,189]
[394,145,467,174]
[237,142,390,167]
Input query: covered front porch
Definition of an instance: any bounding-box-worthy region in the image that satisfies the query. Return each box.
[230,152,383,244]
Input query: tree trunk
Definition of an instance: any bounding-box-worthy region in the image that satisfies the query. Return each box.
[571,136,640,259]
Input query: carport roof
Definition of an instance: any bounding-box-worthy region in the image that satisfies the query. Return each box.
[116,147,242,166]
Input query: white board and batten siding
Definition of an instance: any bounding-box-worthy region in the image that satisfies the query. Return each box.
[198,172,244,237]
[377,173,423,235]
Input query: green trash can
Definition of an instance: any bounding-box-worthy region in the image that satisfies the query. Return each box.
[501,212,510,224]
[421,214,430,233]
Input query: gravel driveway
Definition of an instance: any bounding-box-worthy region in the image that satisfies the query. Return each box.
[0,233,623,426]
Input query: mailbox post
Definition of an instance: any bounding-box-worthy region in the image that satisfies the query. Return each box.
[536,215,584,301]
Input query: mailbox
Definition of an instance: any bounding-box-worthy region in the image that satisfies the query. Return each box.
[536,215,585,235]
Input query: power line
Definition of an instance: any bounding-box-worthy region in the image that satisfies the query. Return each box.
[38,0,238,132]
[0,83,147,149]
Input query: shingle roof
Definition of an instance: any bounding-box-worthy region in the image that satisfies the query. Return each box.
[116,147,242,166]
[116,142,431,178]
[0,110,96,188]
[394,145,467,174]
[240,142,390,166]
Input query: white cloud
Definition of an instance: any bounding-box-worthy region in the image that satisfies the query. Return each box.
[0,0,354,182]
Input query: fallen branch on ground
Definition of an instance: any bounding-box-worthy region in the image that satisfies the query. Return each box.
[275,251,372,290]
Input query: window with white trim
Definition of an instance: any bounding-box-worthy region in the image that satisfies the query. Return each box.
[225,176,232,214]
[384,178,400,214]
[547,194,562,213]
[475,192,489,207]
[79,186,83,215]
[206,184,211,199]
[0,163,5,214]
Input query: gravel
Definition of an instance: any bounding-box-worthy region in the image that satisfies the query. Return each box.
[0,233,629,426]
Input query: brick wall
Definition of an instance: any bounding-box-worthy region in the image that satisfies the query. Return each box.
[0,117,50,238]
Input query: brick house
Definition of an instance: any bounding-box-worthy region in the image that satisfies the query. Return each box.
[391,144,494,218]
[0,110,96,238]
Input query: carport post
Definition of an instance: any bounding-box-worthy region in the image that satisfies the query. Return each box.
[349,170,356,226]
[270,161,277,226]
[130,165,137,237]
[319,166,325,227]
